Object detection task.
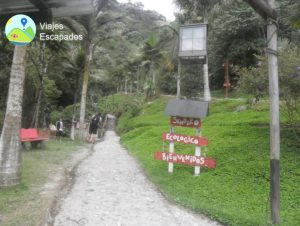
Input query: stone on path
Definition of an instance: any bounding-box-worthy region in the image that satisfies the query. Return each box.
[54,131,221,226]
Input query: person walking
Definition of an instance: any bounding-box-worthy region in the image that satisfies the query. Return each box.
[56,118,64,140]
[88,113,102,144]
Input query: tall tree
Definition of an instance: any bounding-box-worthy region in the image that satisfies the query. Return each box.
[0,46,26,187]
[60,0,110,138]
[142,33,163,95]
[287,1,300,28]
[208,0,265,87]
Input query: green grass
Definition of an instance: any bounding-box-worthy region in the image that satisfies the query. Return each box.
[0,139,87,226]
[118,97,300,226]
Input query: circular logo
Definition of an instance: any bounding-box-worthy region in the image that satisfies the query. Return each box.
[5,14,36,46]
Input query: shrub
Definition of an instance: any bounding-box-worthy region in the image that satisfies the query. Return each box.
[235,44,300,139]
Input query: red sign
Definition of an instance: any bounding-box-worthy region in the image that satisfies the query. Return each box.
[163,132,208,146]
[154,151,216,169]
[170,116,201,128]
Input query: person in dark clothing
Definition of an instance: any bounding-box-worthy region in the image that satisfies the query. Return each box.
[56,118,64,139]
[88,113,102,143]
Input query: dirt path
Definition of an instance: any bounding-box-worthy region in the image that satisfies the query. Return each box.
[54,131,221,226]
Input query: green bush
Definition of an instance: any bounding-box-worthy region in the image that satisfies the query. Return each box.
[235,44,300,139]
[99,93,144,117]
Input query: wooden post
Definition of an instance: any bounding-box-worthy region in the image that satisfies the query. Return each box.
[168,126,174,173]
[137,66,140,93]
[267,0,280,223]
[125,76,128,94]
[243,0,280,222]
[224,59,230,98]
[194,128,201,175]
[176,60,181,99]
[203,16,211,102]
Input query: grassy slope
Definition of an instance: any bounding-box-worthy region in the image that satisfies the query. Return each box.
[118,97,300,226]
[0,139,87,226]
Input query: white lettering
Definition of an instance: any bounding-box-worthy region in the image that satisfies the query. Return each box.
[162,153,167,161]
[40,22,46,29]
[192,156,197,162]
[166,133,171,140]
[39,22,64,31]
[200,157,205,165]
[177,155,184,161]
[40,33,45,40]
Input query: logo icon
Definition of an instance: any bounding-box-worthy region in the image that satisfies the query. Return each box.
[5,14,36,46]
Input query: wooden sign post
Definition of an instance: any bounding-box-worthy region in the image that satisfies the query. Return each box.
[154,99,216,175]
[194,128,201,175]
[168,126,174,173]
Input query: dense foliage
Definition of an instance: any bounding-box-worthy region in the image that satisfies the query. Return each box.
[175,0,300,87]
[1,0,300,131]
[0,0,175,130]
[235,44,300,139]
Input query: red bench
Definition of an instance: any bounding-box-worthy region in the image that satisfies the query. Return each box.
[20,128,50,150]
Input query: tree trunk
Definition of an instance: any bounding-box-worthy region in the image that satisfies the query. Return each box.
[32,87,43,128]
[151,62,156,95]
[125,76,128,94]
[33,42,47,128]
[78,40,93,140]
[0,46,27,188]
[177,60,181,99]
[137,66,140,93]
[70,115,76,141]
[29,42,47,129]
[71,75,79,140]
[203,63,211,101]
[203,16,211,101]
[79,41,93,123]
[70,94,77,140]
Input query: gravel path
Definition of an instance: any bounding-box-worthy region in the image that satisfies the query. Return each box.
[54,131,221,226]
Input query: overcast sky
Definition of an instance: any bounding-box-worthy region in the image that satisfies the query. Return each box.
[117,0,178,21]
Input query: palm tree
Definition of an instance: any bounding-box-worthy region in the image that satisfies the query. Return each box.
[59,48,85,140]
[142,33,163,95]
[60,0,126,139]
[0,46,26,187]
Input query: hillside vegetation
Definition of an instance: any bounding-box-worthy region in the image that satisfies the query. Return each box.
[118,96,300,226]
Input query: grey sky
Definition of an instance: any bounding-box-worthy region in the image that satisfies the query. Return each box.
[117,0,178,21]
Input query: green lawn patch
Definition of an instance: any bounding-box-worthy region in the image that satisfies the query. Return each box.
[0,139,87,226]
[118,97,300,226]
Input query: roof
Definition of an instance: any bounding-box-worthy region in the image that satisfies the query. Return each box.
[0,0,95,25]
[164,99,209,118]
